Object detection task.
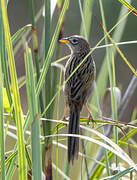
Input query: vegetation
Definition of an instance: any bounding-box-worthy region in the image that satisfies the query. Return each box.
[0,0,137,179]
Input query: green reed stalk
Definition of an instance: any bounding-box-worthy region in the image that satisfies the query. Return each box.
[0,0,27,179]
[25,44,42,180]
[0,55,5,180]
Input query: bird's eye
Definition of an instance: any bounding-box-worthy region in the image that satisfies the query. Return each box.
[71,38,79,45]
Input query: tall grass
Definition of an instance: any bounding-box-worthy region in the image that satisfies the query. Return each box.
[25,43,42,180]
[0,0,137,179]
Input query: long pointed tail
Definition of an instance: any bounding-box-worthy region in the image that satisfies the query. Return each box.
[68,104,80,163]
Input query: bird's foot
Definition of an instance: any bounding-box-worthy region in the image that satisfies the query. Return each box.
[87,114,95,128]
[62,116,66,121]
[85,104,95,127]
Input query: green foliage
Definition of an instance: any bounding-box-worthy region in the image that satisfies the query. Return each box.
[25,43,42,180]
[0,0,137,179]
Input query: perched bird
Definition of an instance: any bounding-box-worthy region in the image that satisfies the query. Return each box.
[59,35,96,164]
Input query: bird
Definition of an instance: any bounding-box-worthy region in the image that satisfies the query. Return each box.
[59,35,96,164]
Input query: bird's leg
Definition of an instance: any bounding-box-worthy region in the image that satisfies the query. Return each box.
[85,104,94,127]
[62,104,68,121]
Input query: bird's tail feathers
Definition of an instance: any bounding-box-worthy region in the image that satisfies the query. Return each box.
[68,104,80,163]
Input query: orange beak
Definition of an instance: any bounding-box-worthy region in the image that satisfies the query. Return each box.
[59,38,69,44]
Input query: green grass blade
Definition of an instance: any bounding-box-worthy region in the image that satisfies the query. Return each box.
[25,43,42,180]
[51,55,70,65]
[118,0,137,16]
[35,0,69,98]
[29,0,40,80]
[109,165,137,180]
[25,145,32,171]
[11,24,31,45]
[0,56,5,179]
[44,0,51,119]
[80,0,93,39]
[112,55,118,167]
[95,1,130,103]
[99,0,111,175]
[42,0,52,173]
[0,0,27,179]
[56,65,63,179]
[79,0,87,39]
[0,1,13,122]
[29,0,44,116]
[5,151,18,167]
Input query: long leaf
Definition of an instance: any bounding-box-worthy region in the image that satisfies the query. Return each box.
[11,24,31,45]
[98,0,111,175]
[0,54,5,179]
[25,43,42,180]
[118,0,137,16]
[0,0,27,179]
[0,0,13,123]
[109,165,137,180]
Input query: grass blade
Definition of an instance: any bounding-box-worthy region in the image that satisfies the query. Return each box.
[94,1,131,104]
[109,165,137,180]
[11,24,32,45]
[0,1,14,123]
[118,0,137,16]
[80,0,93,39]
[112,55,118,167]
[0,55,5,179]
[29,0,44,115]
[35,0,69,97]
[42,0,52,176]
[0,0,27,179]
[99,0,112,175]
[25,43,42,180]
[79,0,87,39]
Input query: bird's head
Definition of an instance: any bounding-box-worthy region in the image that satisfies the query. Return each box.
[59,35,90,53]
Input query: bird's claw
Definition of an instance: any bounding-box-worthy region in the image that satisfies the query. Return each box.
[87,114,95,128]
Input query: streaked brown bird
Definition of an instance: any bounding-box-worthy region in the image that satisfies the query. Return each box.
[59,35,96,164]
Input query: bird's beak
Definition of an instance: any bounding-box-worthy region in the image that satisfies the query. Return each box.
[59,38,69,44]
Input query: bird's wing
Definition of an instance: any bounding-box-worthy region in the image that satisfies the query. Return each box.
[65,54,95,103]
